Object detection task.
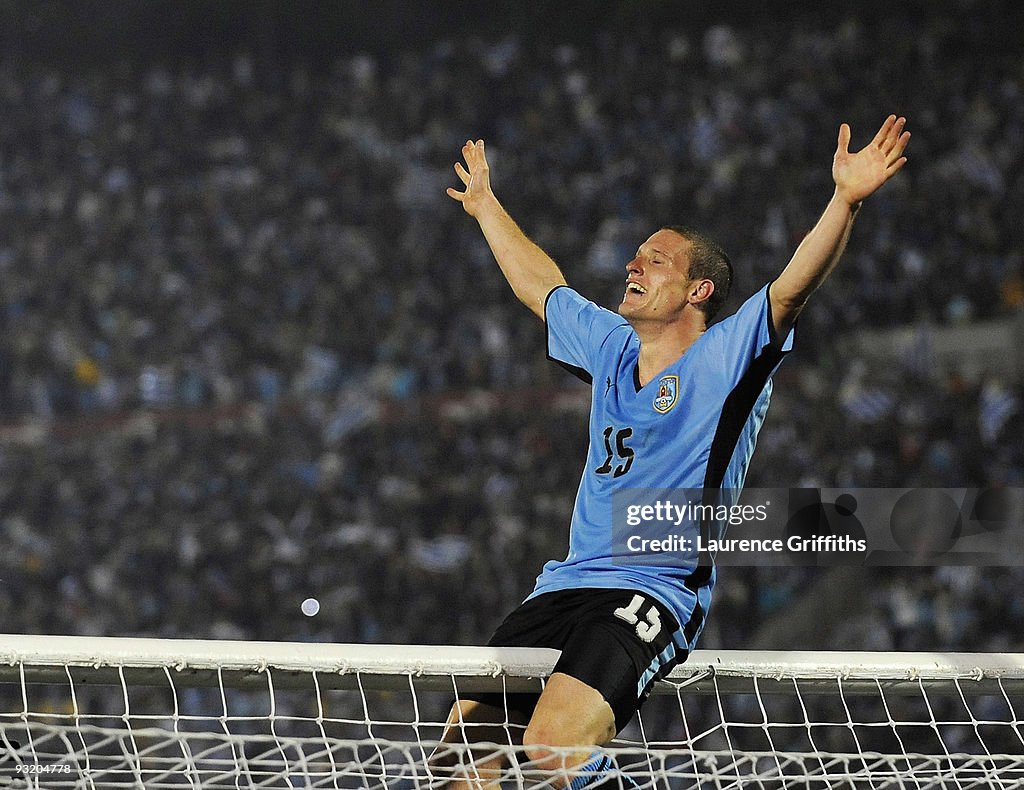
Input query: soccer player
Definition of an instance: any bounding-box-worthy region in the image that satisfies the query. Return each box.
[432,116,910,788]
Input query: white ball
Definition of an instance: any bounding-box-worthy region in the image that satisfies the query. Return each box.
[301,597,320,617]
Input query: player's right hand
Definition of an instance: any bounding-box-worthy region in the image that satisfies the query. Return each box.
[447,139,496,218]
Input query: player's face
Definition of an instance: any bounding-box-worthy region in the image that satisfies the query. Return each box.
[619,230,696,323]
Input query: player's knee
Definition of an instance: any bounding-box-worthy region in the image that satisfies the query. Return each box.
[522,723,594,774]
[521,724,563,770]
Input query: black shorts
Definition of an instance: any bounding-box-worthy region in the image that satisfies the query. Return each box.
[465,588,684,733]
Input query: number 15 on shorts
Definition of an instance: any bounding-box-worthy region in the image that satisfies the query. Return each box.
[613,594,661,643]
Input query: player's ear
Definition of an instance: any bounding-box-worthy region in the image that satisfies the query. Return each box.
[690,279,714,305]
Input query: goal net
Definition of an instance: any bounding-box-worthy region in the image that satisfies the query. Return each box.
[1,634,1022,788]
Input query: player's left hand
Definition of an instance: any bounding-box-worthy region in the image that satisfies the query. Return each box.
[832,115,910,206]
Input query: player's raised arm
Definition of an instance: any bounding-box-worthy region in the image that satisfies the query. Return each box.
[447,139,567,320]
[769,115,910,336]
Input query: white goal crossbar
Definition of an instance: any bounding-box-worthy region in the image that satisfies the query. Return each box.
[1,635,1023,788]
[4,635,1023,693]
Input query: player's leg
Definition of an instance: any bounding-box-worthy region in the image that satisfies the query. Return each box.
[520,671,617,786]
[428,590,570,786]
[520,589,683,789]
[428,698,529,789]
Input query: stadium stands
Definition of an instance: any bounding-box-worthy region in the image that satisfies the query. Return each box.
[0,5,1021,653]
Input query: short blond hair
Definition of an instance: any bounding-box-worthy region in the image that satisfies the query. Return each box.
[661,226,733,321]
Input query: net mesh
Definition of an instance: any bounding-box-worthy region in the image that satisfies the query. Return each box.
[1,640,1022,789]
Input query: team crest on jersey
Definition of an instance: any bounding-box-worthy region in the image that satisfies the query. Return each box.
[653,375,679,414]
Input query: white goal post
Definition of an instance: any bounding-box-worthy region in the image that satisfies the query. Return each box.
[1,634,1022,788]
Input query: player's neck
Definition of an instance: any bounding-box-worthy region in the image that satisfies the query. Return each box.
[633,318,705,388]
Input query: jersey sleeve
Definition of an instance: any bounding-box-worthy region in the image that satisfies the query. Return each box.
[544,286,628,384]
[703,282,795,385]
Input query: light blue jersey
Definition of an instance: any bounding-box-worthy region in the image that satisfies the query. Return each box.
[533,283,794,655]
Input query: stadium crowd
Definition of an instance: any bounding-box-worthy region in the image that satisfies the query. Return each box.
[1,7,1022,663]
